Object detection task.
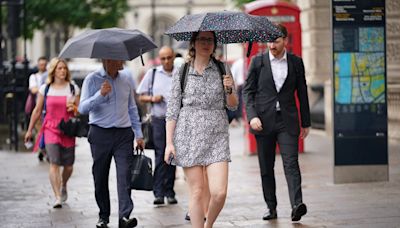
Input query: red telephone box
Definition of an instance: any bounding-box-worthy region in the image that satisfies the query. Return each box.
[244,0,304,154]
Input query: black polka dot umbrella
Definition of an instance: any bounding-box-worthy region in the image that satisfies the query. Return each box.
[165,11,283,44]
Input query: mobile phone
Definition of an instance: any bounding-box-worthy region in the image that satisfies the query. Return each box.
[24,141,33,149]
[168,154,174,165]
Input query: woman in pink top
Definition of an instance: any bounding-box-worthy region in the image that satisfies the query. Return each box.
[25,58,80,208]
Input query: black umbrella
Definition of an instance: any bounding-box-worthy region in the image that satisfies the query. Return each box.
[165,11,282,44]
[59,28,157,64]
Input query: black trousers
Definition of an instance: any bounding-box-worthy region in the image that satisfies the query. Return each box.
[88,125,134,220]
[255,112,303,210]
[151,116,176,198]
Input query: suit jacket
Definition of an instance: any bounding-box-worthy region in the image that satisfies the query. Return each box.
[243,52,311,136]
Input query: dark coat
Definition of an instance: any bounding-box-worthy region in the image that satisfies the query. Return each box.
[243,52,311,136]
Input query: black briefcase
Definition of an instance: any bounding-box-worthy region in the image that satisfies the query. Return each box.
[130,149,153,191]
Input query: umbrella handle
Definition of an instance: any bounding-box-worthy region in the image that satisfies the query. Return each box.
[140,55,144,66]
[139,48,145,66]
[246,42,253,57]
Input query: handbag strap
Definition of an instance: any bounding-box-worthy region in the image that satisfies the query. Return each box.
[211,57,230,107]
[146,68,157,114]
[149,68,156,97]
[42,84,50,119]
[69,83,75,96]
[133,148,145,155]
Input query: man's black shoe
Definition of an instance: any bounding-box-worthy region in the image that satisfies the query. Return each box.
[291,203,307,222]
[96,218,109,228]
[119,217,137,228]
[153,197,165,205]
[167,196,178,204]
[262,209,277,220]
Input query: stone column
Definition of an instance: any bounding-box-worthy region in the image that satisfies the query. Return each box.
[386,0,400,141]
[295,0,332,133]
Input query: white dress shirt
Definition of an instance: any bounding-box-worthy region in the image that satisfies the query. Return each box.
[269,50,288,111]
[136,65,175,117]
[230,58,245,86]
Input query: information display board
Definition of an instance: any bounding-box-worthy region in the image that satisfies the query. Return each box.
[332,0,387,167]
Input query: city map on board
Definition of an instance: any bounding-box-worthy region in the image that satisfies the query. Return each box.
[334,27,385,104]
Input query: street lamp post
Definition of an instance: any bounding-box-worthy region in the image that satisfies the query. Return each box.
[1,0,24,151]
[8,0,22,151]
[187,0,193,15]
[151,0,156,59]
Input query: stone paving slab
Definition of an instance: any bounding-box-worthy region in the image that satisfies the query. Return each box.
[0,125,399,227]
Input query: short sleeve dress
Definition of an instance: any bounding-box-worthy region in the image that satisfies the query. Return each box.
[166,60,237,167]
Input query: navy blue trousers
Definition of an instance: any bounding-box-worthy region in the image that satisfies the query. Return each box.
[152,117,176,198]
[88,125,134,220]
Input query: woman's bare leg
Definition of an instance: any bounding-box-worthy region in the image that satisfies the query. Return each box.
[184,166,206,228]
[61,165,73,187]
[203,167,210,217]
[49,164,61,199]
[204,162,228,228]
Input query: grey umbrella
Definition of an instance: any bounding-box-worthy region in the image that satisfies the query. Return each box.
[59,28,157,62]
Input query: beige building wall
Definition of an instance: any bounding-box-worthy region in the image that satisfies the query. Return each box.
[386,0,400,141]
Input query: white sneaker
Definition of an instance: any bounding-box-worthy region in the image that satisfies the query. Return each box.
[61,187,68,202]
[53,198,62,208]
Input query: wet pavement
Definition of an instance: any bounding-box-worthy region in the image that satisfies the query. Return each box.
[1,124,399,228]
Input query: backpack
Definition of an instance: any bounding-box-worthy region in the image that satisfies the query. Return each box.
[179,58,235,123]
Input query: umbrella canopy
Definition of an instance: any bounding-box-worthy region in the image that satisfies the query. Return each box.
[165,11,283,44]
[59,28,157,61]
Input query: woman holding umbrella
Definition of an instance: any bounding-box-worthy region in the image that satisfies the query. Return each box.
[165,31,238,228]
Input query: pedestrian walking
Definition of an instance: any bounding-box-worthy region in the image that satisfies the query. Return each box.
[24,57,80,208]
[78,59,144,228]
[26,56,48,161]
[243,24,311,222]
[164,31,238,228]
[230,57,245,123]
[136,46,178,206]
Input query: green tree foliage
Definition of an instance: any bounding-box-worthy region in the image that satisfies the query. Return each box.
[232,0,256,9]
[24,0,128,40]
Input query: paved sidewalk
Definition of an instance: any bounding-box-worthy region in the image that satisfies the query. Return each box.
[0,125,399,228]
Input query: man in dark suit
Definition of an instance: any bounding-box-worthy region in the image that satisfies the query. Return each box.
[243,24,311,222]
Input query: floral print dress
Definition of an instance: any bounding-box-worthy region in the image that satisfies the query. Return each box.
[166,60,237,167]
